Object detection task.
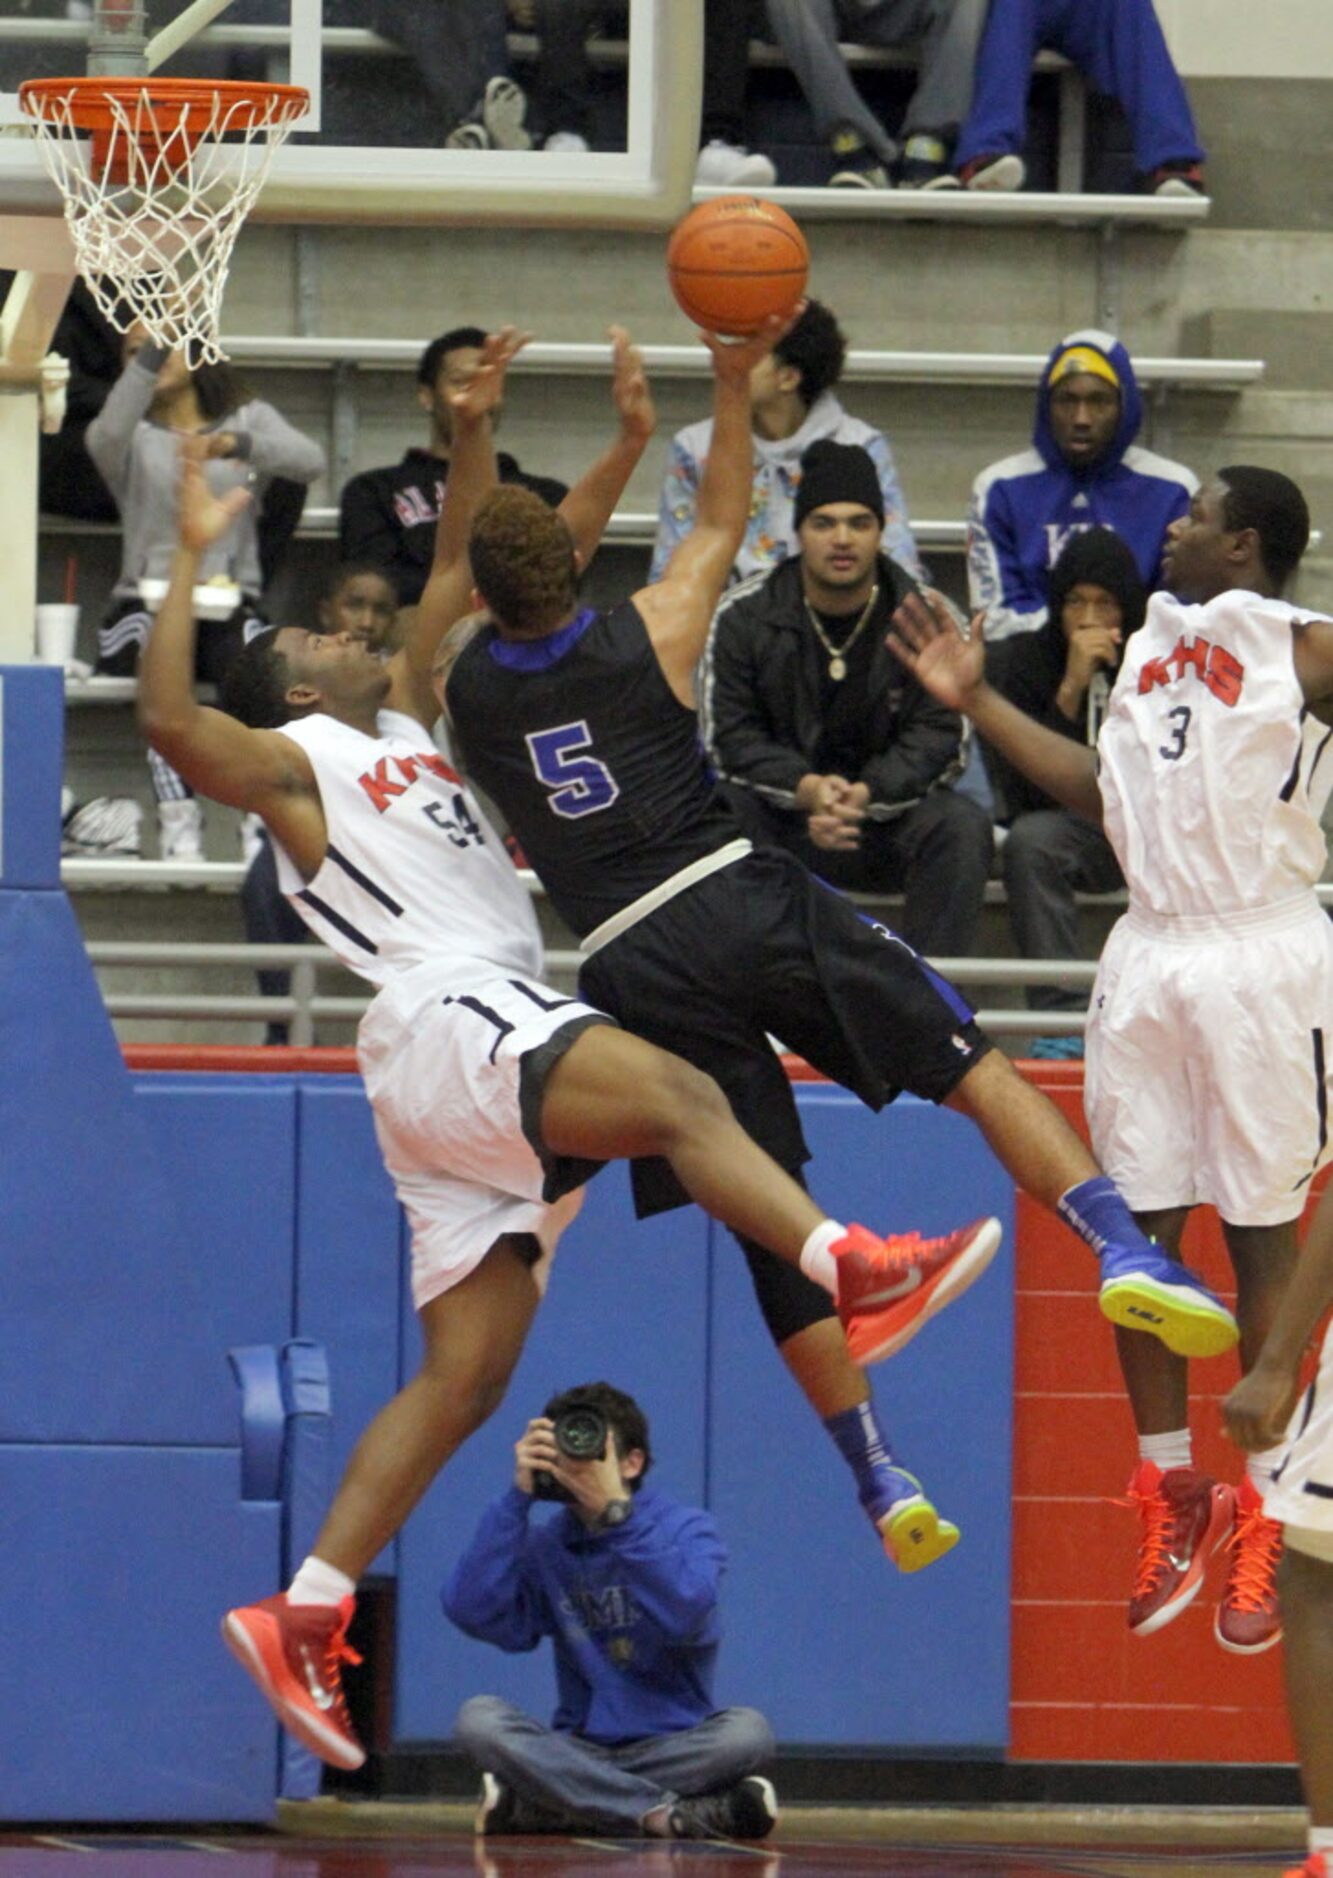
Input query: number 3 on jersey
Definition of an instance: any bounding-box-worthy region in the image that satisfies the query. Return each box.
[525,720,620,818]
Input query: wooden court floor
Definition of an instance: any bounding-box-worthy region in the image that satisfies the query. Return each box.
[0,1804,1308,1878]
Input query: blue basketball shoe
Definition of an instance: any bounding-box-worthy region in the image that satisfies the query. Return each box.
[1097,1242,1238,1357]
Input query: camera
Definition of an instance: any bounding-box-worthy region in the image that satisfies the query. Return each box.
[531,1403,609,1502]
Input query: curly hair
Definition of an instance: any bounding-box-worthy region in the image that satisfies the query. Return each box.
[217,628,293,728]
[469,486,578,637]
[775,298,847,409]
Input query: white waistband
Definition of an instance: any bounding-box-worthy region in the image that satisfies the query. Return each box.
[580,838,753,957]
[1124,888,1323,941]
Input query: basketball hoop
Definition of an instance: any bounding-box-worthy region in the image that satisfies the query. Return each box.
[18,77,308,365]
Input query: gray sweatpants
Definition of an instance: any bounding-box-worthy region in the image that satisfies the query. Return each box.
[455,1693,774,1833]
[764,0,987,162]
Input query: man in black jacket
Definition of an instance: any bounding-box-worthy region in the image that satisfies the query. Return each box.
[701,440,993,956]
[338,324,567,606]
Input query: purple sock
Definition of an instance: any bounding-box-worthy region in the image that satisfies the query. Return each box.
[1057,1175,1153,1258]
[824,1401,907,1524]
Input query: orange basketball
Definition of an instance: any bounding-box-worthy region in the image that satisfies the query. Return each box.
[666,196,809,337]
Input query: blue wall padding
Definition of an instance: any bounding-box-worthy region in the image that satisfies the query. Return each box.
[0,666,62,887]
[0,1445,280,1820]
[393,1166,712,1743]
[228,1345,287,1502]
[706,1090,1016,1750]
[279,1340,332,1802]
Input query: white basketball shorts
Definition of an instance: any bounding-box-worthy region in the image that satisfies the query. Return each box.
[357,959,612,1309]
[1264,1318,1333,1536]
[1085,895,1333,1225]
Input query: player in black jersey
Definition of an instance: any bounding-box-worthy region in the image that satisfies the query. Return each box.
[433,320,1241,1575]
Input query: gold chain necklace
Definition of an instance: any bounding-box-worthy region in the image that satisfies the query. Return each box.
[802,583,880,682]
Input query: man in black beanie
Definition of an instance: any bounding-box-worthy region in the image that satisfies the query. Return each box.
[981,527,1147,1059]
[701,439,994,957]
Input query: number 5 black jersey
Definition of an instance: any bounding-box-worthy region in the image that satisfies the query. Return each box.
[447,602,743,941]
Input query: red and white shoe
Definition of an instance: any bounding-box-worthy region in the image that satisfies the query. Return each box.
[222,1593,365,1769]
[1285,1855,1330,1878]
[833,1216,1002,1365]
[1121,1462,1235,1636]
[1216,1476,1284,1654]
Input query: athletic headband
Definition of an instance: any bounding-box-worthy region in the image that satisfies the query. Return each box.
[1049,346,1121,392]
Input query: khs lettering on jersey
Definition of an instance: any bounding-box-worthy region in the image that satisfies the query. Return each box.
[1137,633,1245,709]
[357,749,460,812]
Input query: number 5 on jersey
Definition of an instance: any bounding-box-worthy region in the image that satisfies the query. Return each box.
[525,720,620,818]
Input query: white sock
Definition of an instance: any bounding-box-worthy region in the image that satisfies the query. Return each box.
[799,1220,843,1294]
[1310,1827,1333,1855]
[1246,1445,1286,1492]
[1139,1428,1192,1473]
[287,1554,356,1607]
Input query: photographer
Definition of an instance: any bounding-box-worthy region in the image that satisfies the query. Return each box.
[442,1382,778,1842]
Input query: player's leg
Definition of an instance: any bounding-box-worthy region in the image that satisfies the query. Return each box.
[539,1022,1000,1363]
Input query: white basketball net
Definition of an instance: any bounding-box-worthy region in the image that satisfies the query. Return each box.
[24,84,305,365]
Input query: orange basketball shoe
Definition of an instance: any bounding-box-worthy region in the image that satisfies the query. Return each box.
[222,1593,365,1769]
[834,1216,1002,1365]
[1285,1855,1329,1878]
[1123,1462,1235,1635]
[1215,1476,1284,1653]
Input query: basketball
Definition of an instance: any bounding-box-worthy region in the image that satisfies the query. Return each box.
[666,196,809,337]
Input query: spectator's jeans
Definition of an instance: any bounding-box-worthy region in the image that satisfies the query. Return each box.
[722,783,994,957]
[454,1694,774,1832]
[1001,807,1124,1012]
[763,0,988,162]
[374,0,510,130]
[953,0,1204,173]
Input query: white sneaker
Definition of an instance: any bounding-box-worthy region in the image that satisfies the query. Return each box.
[62,795,143,857]
[694,139,777,189]
[444,119,489,151]
[960,152,1026,191]
[481,75,532,151]
[544,129,589,153]
[158,798,205,861]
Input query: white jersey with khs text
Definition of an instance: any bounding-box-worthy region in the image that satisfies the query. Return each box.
[1098,590,1333,919]
[271,707,543,988]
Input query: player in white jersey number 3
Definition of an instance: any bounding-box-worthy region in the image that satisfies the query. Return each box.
[891,465,1333,1655]
[137,329,999,1779]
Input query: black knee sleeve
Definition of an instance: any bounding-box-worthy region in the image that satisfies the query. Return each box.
[736,1233,837,1344]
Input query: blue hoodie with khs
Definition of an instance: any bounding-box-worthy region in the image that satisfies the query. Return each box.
[966,329,1197,642]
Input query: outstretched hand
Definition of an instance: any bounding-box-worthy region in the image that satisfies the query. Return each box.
[447,325,533,426]
[888,588,987,713]
[607,323,656,446]
[176,434,251,553]
[700,299,807,387]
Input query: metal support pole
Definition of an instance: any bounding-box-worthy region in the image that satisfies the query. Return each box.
[331,360,358,498]
[88,0,148,78]
[145,0,238,74]
[289,955,317,1047]
[1095,221,1122,335]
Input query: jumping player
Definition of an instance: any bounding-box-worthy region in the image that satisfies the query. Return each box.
[138,328,996,1774]
[429,324,1237,1581]
[890,467,1333,1652]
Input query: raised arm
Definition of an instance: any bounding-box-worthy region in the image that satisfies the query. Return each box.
[888,588,1106,825]
[556,326,657,566]
[390,326,530,722]
[635,306,802,705]
[137,440,317,826]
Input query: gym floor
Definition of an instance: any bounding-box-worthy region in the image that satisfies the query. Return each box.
[0,1803,1306,1877]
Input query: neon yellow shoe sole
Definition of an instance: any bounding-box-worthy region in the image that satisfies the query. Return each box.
[879,1496,961,1573]
[1099,1276,1239,1359]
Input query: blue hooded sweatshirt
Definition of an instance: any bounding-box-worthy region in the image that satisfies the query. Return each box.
[966,329,1197,641]
[441,1484,727,1745]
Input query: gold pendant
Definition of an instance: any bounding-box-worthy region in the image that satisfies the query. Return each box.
[829,655,846,681]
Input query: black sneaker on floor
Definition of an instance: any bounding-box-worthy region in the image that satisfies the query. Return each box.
[670,1777,778,1841]
[828,123,891,189]
[475,1772,578,1836]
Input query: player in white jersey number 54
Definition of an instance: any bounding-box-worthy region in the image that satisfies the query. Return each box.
[891,466,1333,1656]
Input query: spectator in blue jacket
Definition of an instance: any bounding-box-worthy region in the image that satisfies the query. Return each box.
[967,329,1196,643]
[949,0,1206,195]
[651,298,921,586]
[444,1383,778,1843]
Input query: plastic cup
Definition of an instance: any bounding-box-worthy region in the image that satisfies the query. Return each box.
[35,602,80,667]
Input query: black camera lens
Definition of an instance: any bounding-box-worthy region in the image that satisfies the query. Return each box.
[553,1405,607,1461]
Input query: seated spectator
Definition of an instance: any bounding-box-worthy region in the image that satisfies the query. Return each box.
[339,324,566,607]
[762,0,987,189]
[651,298,921,585]
[86,326,325,859]
[701,440,992,957]
[239,562,401,1043]
[518,0,776,182]
[948,0,1206,194]
[984,529,1145,1060]
[371,1,531,150]
[968,328,1196,642]
[444,1381,779,1843]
